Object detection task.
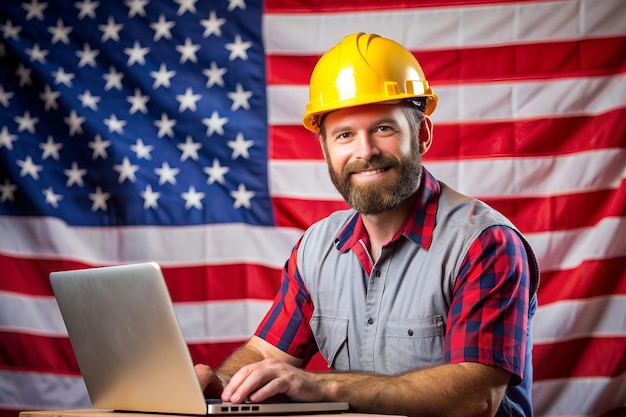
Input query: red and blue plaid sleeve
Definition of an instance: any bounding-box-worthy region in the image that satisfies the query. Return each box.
[444,225,531,384]
[254,239,318,363]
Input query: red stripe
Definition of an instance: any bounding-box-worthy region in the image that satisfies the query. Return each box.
[0,255,281,301]
[270,108,626,161]
[533,337,626,380]
[267,37,626,85]
[483,179,626,234]
[0,332,79,375]
[272,180,625,233]
[537,257,626,305]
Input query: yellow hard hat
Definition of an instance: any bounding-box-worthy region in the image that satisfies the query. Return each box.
[302,32,438,133]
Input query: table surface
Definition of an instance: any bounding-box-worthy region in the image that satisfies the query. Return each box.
[20,409,401,417]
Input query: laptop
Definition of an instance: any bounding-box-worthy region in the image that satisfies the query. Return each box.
[50,262,349,415]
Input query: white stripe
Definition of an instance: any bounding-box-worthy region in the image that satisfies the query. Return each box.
[268,148,626,200]
[532,374,626,417]
[0,291,270,342]
[268,73,626,125]
[527,216,626,273]
[533,295,626,344]
[0,217,302,267]
[263,0,626,53]
[0,370,90,410]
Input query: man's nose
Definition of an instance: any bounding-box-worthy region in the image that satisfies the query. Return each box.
[355,133,380,160]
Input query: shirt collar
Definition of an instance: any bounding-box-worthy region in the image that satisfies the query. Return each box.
[335,167,440,252]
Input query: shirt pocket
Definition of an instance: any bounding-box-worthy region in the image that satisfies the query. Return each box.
[310,316,350,371]
[385,316,445,374]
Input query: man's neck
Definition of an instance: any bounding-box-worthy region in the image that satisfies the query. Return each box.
[360,197,414,263]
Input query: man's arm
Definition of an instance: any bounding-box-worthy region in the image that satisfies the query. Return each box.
[217,336,510,417]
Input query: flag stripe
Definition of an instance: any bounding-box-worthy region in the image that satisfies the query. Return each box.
[532,374,626,417]
[269,148,626,200]
[533,337,626,380]
[538,257,626,304]
[268,73,626,126]
[263,0,626,53]
[270,108,626,161]
[267,36,626,86]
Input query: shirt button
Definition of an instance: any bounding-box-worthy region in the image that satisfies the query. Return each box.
[407,329,414,336]
[367,317,374,325]
[373,269,380,277]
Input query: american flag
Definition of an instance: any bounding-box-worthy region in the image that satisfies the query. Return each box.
[0,1,624,416]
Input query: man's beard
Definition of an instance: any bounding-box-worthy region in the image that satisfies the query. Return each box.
[327,144,422,215]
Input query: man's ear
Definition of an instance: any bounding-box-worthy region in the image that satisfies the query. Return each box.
[419,115,433,155]
[318,134,329,161]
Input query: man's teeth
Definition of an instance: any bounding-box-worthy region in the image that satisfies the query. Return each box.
[359,168,385,176]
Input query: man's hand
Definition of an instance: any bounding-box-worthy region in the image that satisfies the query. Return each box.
[194,364,225,399]
[221,359,326,404]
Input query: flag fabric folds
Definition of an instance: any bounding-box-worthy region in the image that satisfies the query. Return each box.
[0,1,625,417]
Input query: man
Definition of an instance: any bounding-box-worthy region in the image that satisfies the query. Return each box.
[196,32,540,417]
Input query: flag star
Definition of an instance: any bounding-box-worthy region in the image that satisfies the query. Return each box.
[76,43,99,67]
[127,88,149,114]
[0,86,14,107]
[150,14,175,41]
[64,109,85,137]
[176,38,200,64]
[52,67,75,87]
[124,41,149,66]
[125,0,148,17]
[227,132,253,159]
[113,156,139,183]
[225,34,253,61]
[203,158,229,185]
[181,185,205,210]
[0,126,18,150]
[230,183,254,209]
[202,111,228,136]
[1,20,22,41]
[103,66,124,90]
[227,0,247,11]
[177,135,202,161]
[227,83,252,111]
[202,61,227,87]
[48,18,73,44]
[22,0,49,21]
[104,114,126,134]
[88,134,111,159]
[155,161,179,185]
[39,85,61,111]
[64,161,88,186]
[150,63,176,88]
[175,0,197,15]
[25,43,48,63]
[98,16,123,42]
[0,179,17,203]
[89,186,110,211]
[140,184,160,209]
[78,89,101,110]
[75,0,99,19]
[40,135,63,160]
[43,187,63,208]
[176,87,201,112]
[17,156,43,180]
[16,63,33,87]
[201,11,226,37]
[15,111,39,134]
[130,138,153,160]
[154,113,176,138]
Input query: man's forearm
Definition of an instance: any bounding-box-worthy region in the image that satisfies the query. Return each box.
[315,362,509,417]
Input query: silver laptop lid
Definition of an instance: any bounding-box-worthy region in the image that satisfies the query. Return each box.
[50,262,209,415]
